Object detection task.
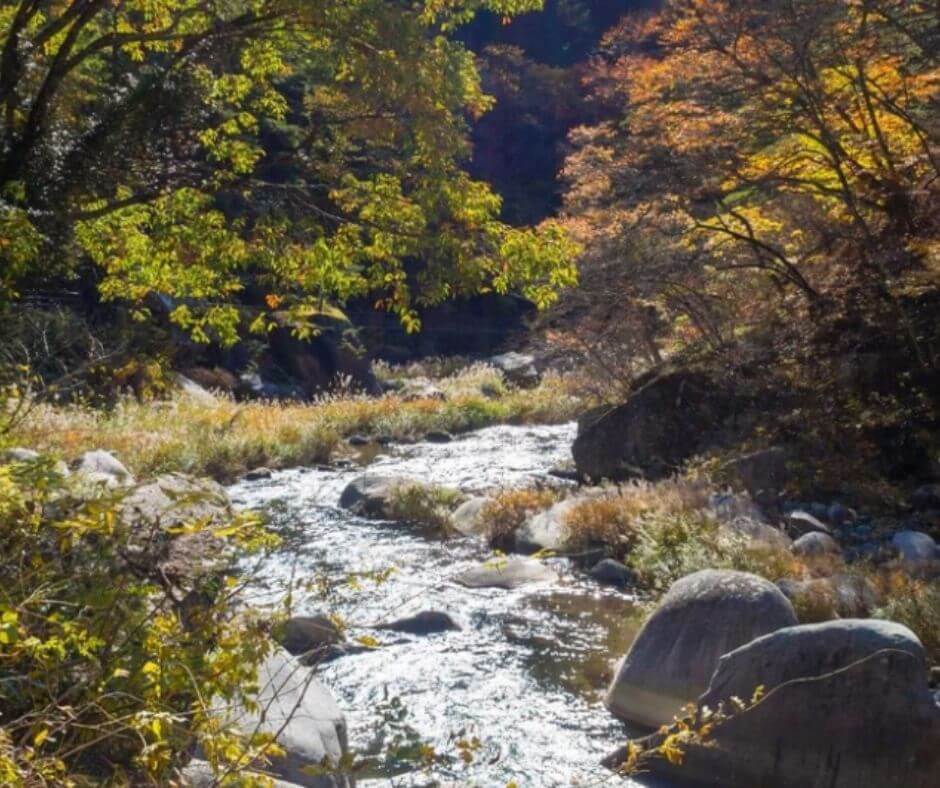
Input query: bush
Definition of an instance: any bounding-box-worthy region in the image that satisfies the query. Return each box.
[873,573,940,667]
[0,457,281,785]
[481,487,560,549]
[386,483,465,530]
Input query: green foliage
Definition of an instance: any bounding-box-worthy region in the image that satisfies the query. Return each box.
[0,457,281,785]
[0,0,577,341]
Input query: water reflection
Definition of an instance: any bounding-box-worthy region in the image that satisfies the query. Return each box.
[230,423,643,787]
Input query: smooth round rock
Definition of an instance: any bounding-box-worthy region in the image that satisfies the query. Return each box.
[604,570,798,728]
[455,557,557,589]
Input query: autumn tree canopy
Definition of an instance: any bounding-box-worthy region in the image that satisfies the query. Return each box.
[0,0,579,342]
[560,0,939,383]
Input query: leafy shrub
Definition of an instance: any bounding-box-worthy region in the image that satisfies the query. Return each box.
[0,457,281,785]
[481,487,560,549]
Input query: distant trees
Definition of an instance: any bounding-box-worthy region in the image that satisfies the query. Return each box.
[0,0,578,342]
[560,0,940,381]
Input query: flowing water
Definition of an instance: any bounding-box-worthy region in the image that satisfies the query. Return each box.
[230,423,645,787]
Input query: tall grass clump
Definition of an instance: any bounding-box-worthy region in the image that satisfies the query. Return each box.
[481,487,561,549]
[386,483,465,530]
[9,370,585,482]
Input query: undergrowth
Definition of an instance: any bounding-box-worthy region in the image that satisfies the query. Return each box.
[8,369,584,482]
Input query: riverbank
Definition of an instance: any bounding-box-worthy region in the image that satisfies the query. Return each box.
[8,364,585,483]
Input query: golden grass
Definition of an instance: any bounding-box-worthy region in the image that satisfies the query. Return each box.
[9,370,584,482]
[481,487,561,549]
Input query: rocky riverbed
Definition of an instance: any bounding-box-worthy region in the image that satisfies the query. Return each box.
[230,423,647,786]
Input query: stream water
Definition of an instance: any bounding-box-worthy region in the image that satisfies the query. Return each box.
[229,423,644,787]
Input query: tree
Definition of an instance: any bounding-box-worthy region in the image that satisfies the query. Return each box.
[0,0,578,343]
[559,0,940,380]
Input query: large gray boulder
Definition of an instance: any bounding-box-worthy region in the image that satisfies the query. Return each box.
[74,449,135,487]
[489,352,540,388]
[622,620,940,788]
[224,649,352,787]
[605,570,798,728]
[573,372,735,482]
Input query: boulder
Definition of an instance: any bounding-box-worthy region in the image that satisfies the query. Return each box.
[223,649,352,787]
[74,449,135,487]
[118,474,234,584]
[373,610,461,635]
[589,559,635,587]
[451,497,490,537]
[338,474,414,519]
[891,530,938,568]
[785,509,833,538]
[489,352,540,388]
[455,558,558,589]
[279,615,345,664]
[605,570,797,728]
[630,621,940,788]
[791,531,842,558]
[573,372,735,482]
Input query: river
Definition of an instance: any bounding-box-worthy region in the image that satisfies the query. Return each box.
[230,423,644,787]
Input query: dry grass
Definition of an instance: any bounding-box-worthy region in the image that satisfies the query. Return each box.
[481,487,561,549]
[386,483,465,530]
[563,479,713,552]
[8,369,584,482]
[872,572,940,666]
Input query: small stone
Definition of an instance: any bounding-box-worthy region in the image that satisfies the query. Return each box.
[242,467,273,481]
[373,611,461,635]
[589,559,635,587]
[792,531,842,558]
[424,431,453,443]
